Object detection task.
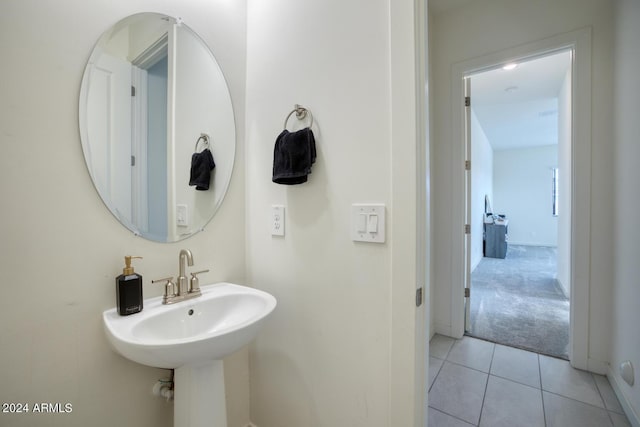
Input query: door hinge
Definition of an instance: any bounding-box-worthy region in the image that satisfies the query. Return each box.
[131,155,136,166]
[465,287,470,298]
[465,96,470,107]
[131,85,136,97]
[464,224,471,234]
[465,160,471,171]
[416,287,423,307]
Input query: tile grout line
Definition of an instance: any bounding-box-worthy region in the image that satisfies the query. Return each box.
[432,338,487,426]
[489,372,543,391]
[438,358,491,376]
[428,357,445,393]
[428,406,476,426]
[475,343,496,426]
[538,357,614,423]
[538,353,547,427]
[543,390,613,411]
[427,339,454,395]
[592,372,617,426]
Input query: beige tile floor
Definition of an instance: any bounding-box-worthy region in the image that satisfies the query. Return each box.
[428,335,632,427]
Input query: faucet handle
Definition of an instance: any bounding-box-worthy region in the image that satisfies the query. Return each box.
[152,277,176,303]
[189,270,209,294]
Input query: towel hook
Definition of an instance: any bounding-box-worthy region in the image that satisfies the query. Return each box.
[194,133,210,152]
[284,104,314,130]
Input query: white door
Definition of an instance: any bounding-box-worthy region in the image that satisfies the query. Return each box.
[85,53,133,224]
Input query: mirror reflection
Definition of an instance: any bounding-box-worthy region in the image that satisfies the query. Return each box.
[79,13,235,242]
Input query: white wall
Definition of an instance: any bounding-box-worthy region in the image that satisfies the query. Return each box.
[470,110,493,270]
[610,0,640,422]
[0,1,249,426]
[493,145,558,247]
[245,0,422,425]
[430,0,613,366]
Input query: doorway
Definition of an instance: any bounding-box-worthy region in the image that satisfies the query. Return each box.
[131,33,169,240]
[463,51,572,359]
[448,28,594,369]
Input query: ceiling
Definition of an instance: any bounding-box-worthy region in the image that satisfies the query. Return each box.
[471,50,571,151]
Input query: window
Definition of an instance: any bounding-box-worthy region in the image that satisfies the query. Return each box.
[552,168,559,216]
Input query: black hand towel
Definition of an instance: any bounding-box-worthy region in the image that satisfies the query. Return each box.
[272,127,316,185]
[189,148,216,191]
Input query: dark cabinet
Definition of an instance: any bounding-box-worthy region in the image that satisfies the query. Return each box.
[485,223,508,258]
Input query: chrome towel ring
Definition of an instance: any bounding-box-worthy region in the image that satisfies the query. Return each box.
[194,133,210,152]
[284,104,314,130]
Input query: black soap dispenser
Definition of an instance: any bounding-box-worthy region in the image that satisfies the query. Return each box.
[116,256,143,316]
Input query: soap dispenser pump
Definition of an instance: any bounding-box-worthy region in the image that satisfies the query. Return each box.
[116,256,143,316]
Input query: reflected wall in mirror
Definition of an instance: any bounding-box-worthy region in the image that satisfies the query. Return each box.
[79,13,235,242]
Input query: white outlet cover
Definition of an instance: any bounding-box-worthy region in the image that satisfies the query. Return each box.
[351,204,385,243]
[271,205,285,236]
[176,204,188,227]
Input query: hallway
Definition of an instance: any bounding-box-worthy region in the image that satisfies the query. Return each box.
[428,335,631,426]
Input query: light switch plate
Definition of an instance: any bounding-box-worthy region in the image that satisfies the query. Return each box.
[176,204,188,227]
[351,204,385,243]
[271,205,285,236]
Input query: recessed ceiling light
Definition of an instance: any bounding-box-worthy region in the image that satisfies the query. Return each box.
[502,63,518,71]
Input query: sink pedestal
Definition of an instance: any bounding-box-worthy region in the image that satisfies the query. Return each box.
[174,360,227,427]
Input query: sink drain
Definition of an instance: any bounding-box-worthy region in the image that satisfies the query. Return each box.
[188,309,194,316]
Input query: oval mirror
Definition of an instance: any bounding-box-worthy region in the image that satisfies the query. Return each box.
[79,13,235,242]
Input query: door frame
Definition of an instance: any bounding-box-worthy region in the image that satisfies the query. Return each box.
[388,0,429,425]
[449,28,592,370]
[463,76,472,333]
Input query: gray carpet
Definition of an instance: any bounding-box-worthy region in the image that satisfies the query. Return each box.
[468,245,569,359]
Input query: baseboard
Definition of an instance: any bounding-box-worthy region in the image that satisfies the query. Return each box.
[587,357,609,375]
[507,242,558,248]
[607,366,640,427]
[471,257,481,274]
[245,423,258,427]
[434,322,453,338]
[556,278,570,299]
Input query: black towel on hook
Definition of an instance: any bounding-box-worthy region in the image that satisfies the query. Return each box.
[189,148,216,190]
[272,128,316,185]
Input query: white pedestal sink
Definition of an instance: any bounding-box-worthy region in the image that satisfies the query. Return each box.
[103,282,276,427]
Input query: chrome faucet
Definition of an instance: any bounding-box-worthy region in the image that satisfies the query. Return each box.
[177,249,194,296]
[153,249,208,305]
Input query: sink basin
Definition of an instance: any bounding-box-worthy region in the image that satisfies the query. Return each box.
[103,282,276,369]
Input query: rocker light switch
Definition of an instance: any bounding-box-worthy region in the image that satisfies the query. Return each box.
[367,214,379,233]
[357,213,368,233]
[351,204,385,243]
